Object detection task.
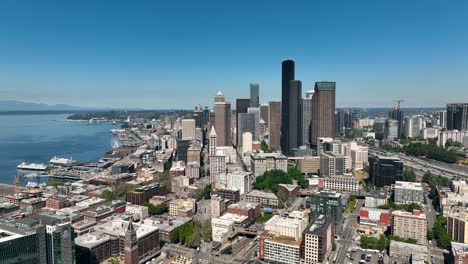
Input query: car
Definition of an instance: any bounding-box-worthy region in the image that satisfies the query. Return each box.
[361,254,366,260]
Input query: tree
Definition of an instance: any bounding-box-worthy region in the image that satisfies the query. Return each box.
[261,141,272,153]
[145,202,168,215]
[375,132,384,141]
[202,184,211,199]
[402,168,417,182]
[202,219,212,242]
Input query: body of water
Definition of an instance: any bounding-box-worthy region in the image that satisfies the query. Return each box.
[0,114,116,185]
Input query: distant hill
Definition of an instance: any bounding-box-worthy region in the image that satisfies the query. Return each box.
[0,100,95,111]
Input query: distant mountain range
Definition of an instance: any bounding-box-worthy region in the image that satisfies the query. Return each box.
[0,100,96,111]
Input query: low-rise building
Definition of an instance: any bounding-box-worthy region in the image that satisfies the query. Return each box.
[75,232,114,263]
[170,161,186,177]
[211,194,229,218]
[258,235,301,264]
[296,156,320,175]
[246,190,279,209]
[394,181,424,205]
[451,242,468,264]
[391,210,427,245]
[302,215,335,264]
[225,171,254,195]
[126,183,163,205]
[215,188,240,204]
[277,184,299,199]
[323,174,359,193]
[359,207,391,227]
[93,219,160,262]
[212,217,235,244]
[227,201,261,224]
[250,152,287,177]
[389,240,429,261]
[169,198,196,217]
[364,192,388,208]
[264,211,309,241]
[126,204,149,221]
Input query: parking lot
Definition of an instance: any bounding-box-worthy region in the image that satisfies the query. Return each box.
[346,250,383,264]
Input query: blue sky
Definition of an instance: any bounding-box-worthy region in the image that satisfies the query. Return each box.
[0,0,467,109]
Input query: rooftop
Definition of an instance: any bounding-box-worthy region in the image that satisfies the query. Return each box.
[304,214,334,236]
[246,190,277,199]
[394,181,424,191]
[75,231,111,248]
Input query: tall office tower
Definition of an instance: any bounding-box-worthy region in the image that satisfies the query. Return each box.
[259,119,267,141]
[344,110,353,129]
[260,104,269,127]
[214,91,225,103]
[209,126,217,156]
[214,91,232,146]
[281,59,295,155]
[247,107,260,139]
[438,110,447,128]
[194,105,203,128]
[447,103,468,130]
[302,90,313,146]
[389,108,404,138]
[403,115,424,139]
[311,82,336,146]
[352,109,361,121]
[200,106,209,129]
[369,154,403,187]
[335,109,345,137]
[237,113,257,147]
[268,101,281,151]
[285,80,303,153]
[250,83,260,107]
[385,119,398,140]
[209,110,215,130]
[181,118,196,140]
[236,98,250,146]
[124,221,139,264]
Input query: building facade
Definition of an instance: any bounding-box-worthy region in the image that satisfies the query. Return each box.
[311,82,336,146]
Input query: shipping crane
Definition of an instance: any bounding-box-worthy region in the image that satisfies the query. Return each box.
[393,100,405,110]
[15,168,22,196]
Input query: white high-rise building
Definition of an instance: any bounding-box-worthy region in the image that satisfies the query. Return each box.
[242,132,253,155]
[225,171,254,195]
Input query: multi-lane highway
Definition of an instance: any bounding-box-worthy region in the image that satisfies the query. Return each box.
[368,145,468,179]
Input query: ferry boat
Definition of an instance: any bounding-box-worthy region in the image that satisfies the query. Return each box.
[50,156,76,167]
[26,182,39,188]
[17,162,48,171]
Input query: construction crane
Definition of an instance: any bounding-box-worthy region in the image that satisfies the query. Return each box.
[393,100,405,110]
[15,168,22,196]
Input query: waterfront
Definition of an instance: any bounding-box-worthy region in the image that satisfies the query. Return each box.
[0,114,116,185]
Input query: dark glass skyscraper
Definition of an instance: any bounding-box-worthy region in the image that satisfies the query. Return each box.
[281,59,295,155]
[369,154,403,187]
[447,103,468,130]
[388,108,403,138]
[250,83,259,107]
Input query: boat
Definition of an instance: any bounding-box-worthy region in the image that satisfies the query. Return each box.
[26,182,39,188]
[50,156,77,167]
[17,162,48,171]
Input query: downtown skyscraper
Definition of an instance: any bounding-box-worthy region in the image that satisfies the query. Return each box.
[311,82,336,146]
[250,83,260,107]
[281,59,302,155]
[447,103,468,131]
[214,91,232,146]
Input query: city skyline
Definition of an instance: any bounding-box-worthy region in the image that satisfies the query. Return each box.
[1,1,467,109]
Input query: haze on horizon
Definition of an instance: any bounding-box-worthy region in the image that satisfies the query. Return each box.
[0,0,467,109]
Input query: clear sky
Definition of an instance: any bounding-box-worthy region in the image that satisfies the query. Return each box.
[1,0,467,109]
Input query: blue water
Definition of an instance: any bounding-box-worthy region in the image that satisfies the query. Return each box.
[0,114,116,184]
